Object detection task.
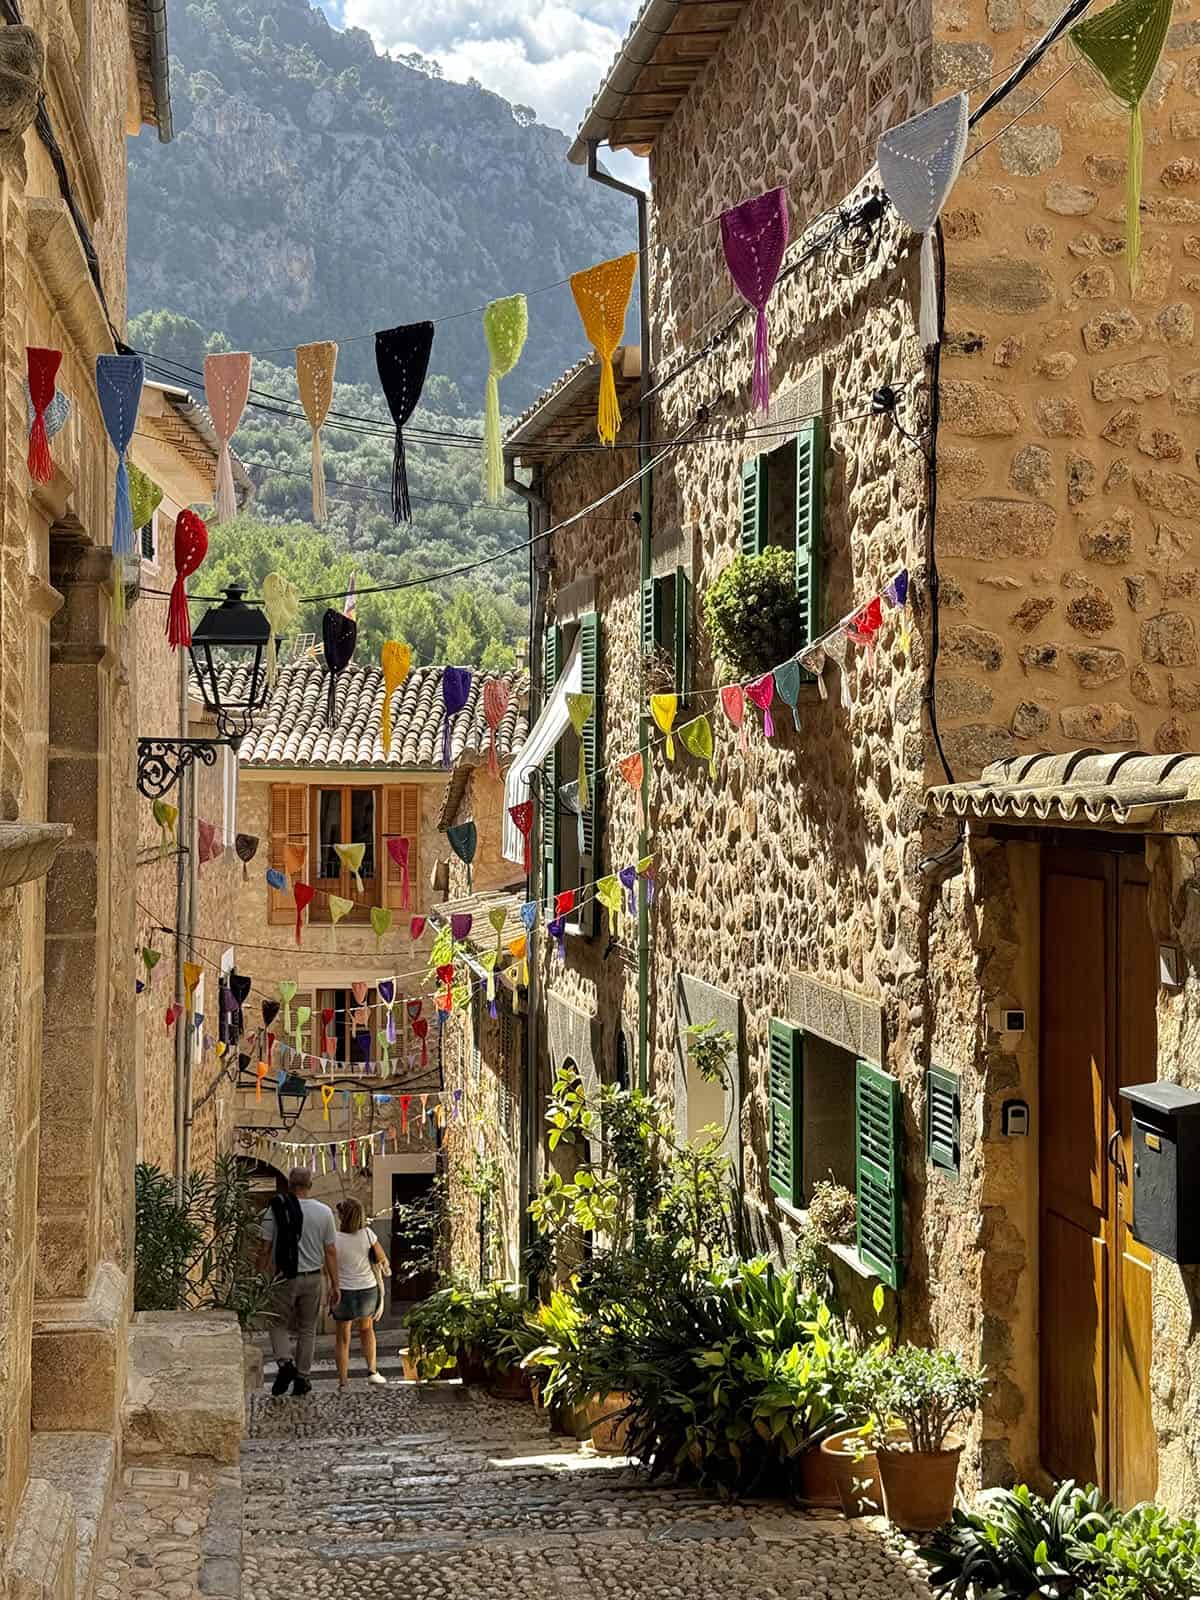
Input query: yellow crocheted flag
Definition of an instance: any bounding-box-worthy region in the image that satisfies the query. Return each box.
[380,640,412,757]
[566,693,594,812]
[482,296,527,502]
[651,693,678,760]
[328,894,353,949]
[297,341,338,525]
[262,571,301,684]
[1070,0,1173,291]
[335,842,366,894]
[570,252,638,445]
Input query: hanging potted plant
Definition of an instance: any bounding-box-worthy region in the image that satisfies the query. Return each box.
[869,1346,988,1531]
[702,547,810,678]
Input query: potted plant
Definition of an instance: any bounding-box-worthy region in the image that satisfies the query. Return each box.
[869,1346,988,1531]
[701,547,811,678]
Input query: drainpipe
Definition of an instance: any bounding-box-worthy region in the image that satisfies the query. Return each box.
[586,141,652,1094]
[505,459,548,1276]
[179,759,198,1183]
[172,643,190,1200]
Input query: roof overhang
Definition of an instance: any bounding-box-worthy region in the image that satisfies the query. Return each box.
[136,381,254,511]
[926,750,1200,834]
[428,889,527,984]
[504,347,640,466]
[568,0,753,164]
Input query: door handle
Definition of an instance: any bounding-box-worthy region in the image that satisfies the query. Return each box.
[1107,1128,1128,1184]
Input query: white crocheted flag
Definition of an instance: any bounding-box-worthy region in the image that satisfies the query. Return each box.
[876,93,969,349]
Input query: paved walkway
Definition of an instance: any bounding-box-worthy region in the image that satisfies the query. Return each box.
[237,1358,934,1600]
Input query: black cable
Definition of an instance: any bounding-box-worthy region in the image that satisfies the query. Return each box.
[967,0,1095,128]
[924,219,954,789]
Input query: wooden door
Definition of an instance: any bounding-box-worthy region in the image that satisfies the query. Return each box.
[1039,847,1157,1503]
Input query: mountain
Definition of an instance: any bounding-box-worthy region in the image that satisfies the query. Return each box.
[127,0,634,403]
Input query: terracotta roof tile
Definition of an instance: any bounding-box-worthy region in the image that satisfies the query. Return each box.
[212,662,529,772]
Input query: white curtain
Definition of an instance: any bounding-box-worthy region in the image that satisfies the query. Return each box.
[502,634,582,865]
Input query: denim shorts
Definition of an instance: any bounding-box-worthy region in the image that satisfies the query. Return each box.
[332,1286,380,1322]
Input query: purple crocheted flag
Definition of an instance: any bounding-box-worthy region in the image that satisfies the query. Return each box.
[441,668,472,767]
[720,187,789,415]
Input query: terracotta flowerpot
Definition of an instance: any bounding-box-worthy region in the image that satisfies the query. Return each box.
[530,1377,547,1417]
[581,1393,633,1455]
[820,1429,882,1517]
[877,1443,962,1531]
[487,1364,532,1401]
[548,1402,571,1435]
[399,1348,420,1382]
[792,1442,841,1508]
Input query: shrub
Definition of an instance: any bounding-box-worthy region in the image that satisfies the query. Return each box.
[702,547,810,678]
[869,1344,988,1453]
[807,1179,857,1246]
[405,1278,529,1378]
[134,1157,272,1325]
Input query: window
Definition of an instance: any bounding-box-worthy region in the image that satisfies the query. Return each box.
[740,416,823,655]
[767,1019,904,1288]
[641,568,692,701]
[926,1066,961,1177]
[268,782,419,925]
[471,990,482,1084]
[541,613,601,937]
[316,987,377,1066]
[139,513,157,564]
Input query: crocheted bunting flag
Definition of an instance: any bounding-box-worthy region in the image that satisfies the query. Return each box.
[386,836,411,910]
[375,321,435,524]
[570,252,638,445]
[566,693,594,811]
[266,867,286,892]
[482,295,528,502]
[141,946,161,988]
[488,905,508,949]
[335,843,365,894]
[509,800,535,871]
[96,353,144,560]
[508,934,529,987]
[328,894,353,949]
[370,905,393,953]
[279,980,298,1036]
[823,627,854,710]
[447,820,478,891]
[283,841,307,880]
[322,607,358,727]
[1070,0,1173,291]
[618,751,645,832]
[719,187,789,414]
[204,352,251,523]
[197,818,223,868]
[410,915,427,940]
[380,641,412,757]
[798,642,829,699]
[441,667,472,767]
[596,874,622,937]
[774,660,804,731]
[262,572,301,684]
[153,798,177,856]
[747,672,776,738]
[876,93,968,348]
[883,568,911,655]
[262,998,280,1031]
[721,683,750,752]
[483,678,511,779]
[293,882,314,947]
[129,464,163,534]
[679,714,716,778]
[166,511,208,649]
[650,693,678,760]
[296,340,338,525]
[450,912,473,941]
[235,833,259,880]
[618,863,638,918]
[26,347,62,483]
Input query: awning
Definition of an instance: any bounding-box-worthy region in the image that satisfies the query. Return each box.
[502,635,583,865]
[926,750,1200,832]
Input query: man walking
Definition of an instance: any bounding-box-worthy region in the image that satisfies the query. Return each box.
[258,1167,340,1396]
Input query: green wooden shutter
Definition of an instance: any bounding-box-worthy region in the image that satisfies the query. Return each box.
[578,612,601,938]
[540,625,561,903]
[926,1066,961,1177]
[794,416,823,651]
[768,1019,803,1205]
[641,578,656,656]
[741,456,767,557]
[856,1060,903,1288]
[674,568,691,703]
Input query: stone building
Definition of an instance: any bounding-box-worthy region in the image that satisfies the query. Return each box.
[502,0,1200,1514]
[0,0,174,1594]
[132,379,253,1180]
[228,659,527,1308]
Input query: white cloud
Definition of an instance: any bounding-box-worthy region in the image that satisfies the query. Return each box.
[337,0,637,137]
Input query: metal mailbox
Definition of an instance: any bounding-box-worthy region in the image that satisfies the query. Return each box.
[1119,1082,1200,1265]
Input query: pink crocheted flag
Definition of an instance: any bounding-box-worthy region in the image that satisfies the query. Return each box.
[204,353,251,523]
[720,187,789,415]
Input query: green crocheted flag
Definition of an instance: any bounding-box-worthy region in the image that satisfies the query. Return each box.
[128,464,163,534]
[1070,0,1174,290]
[482,294,528,503]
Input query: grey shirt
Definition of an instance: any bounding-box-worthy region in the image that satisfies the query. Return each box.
[260,1197,336,1275]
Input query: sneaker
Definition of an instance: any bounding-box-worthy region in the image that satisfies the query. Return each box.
[292,1374,312,1397]
[367,1371,388,1386]
[271,1360,296,1397]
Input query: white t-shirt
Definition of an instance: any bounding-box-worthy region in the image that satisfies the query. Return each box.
[260,1197,336,1275]
[334,1227,380,1292]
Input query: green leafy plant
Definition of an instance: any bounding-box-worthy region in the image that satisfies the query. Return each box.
[869,1344,988,1454]
[806,1179,857,1246]
[404,1278,529,1379]
[134,1157,272,1325]
[702,548,810,678]
[1091,1502,1200,1600]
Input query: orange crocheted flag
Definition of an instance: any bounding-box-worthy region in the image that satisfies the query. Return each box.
[570,251,638,445]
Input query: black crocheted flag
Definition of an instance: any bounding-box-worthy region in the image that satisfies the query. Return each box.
[375,321,435,524]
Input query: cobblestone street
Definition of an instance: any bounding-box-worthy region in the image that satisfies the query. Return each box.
[234,1362,934,1600]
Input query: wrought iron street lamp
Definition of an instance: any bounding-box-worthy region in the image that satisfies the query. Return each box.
[276,1073,309,1131]
[137,585,271,799]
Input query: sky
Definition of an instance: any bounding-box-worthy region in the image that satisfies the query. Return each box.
[318,0,641,149]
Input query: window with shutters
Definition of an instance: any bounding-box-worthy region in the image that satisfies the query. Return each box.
[926,1066,961,1177]
[543,612,602,939]
[739,416,824,654]
[310,786,379,921]
[640,569,692,701]
[768,1020,803,1205]
[268,783,309,925]
[139,512,157,566]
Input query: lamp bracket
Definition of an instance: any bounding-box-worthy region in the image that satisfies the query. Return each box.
[137,737,226,801]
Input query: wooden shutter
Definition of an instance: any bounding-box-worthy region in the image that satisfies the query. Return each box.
[640,578,657,656]
[794,416,823,653]
[578,612,601,938]
[767,1019,803,1206]
[856,1059,904,1288]
[384,784,420,910]
[926,1066,961,1177]
[540,625,561,903]
[741,455,767,557]
[269,784,307,925]
[673,569,691,703]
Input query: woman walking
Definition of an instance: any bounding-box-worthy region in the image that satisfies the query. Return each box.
[332,1198,389,1390]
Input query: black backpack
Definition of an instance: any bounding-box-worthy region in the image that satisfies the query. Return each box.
[269,1193,304,1280]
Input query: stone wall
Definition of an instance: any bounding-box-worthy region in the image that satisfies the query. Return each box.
[934,0,1200,763]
